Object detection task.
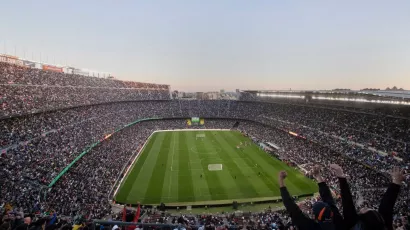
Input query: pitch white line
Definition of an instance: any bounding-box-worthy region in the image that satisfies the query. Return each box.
[170,133,176,171]
[112,132,155,199]
[168,132,177,196]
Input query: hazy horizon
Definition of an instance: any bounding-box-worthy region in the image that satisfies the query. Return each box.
[1,1,410,91]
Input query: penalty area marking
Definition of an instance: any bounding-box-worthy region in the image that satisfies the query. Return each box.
[190,146,221,155]
[170,168,203,172]
[188,161,203,170]
[171,160,226,172]
[208,164,223,171]
[233,160,258,169]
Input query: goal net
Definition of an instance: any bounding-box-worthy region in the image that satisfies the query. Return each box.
[208,164,222,171]
[196,134,206,140]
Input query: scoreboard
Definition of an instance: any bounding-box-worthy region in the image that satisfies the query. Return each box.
[188,117,204,126]
[191,117,200,123]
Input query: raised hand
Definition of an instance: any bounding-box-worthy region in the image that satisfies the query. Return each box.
[330,164,346,178]
[311,165,321,177]
[310,165,324,183]
[279,171,287,180]
[279,171,287,187]
[391,167,405,185]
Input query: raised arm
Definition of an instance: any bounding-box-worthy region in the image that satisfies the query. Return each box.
[330,164,359,229]
[279,171,315,228]
[312,165,345,230]
[378,167,404,230]
[311,165,335,205]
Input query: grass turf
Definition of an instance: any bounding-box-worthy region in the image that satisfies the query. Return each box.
[115,130,317,205]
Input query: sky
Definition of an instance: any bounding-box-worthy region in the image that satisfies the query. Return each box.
[1,1,410,92]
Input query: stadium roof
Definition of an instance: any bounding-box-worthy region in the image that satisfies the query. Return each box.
[360,90,410,99]
[243,89,410,99]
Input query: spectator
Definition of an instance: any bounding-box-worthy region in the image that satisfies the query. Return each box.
[1,62,409,229]
[331,164,405,230]
[279,171,335,230]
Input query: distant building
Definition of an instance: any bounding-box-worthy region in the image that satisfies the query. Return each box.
[196,92,204,100]
[205,92,220,100]
[177,91,185,98]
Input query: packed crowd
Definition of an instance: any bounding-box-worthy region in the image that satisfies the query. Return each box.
[239,92,410,118]
[1,118,234,218]
[238,122,409,229]
[109,206,297,230]
[258,115,408,172]
[0,62,169,89]
[241,93,410,157]
[1,65,410,229]
[2,118,409,229]
[0,62,170,118]
[2,63,408,160]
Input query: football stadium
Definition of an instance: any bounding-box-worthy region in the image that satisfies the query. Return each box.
[2,2,410,230]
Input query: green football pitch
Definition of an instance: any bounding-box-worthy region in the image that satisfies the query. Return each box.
[115,130,317,205]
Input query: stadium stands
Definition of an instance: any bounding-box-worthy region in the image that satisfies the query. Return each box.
[0,62,170,118]
[1,65,409,229]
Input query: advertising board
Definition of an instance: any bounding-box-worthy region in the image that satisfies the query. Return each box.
[43,65,63,73]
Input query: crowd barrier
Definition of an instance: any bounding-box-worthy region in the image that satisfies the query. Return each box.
[92,220,197,230]
[91,220,266,230]
[114,193,313,210]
